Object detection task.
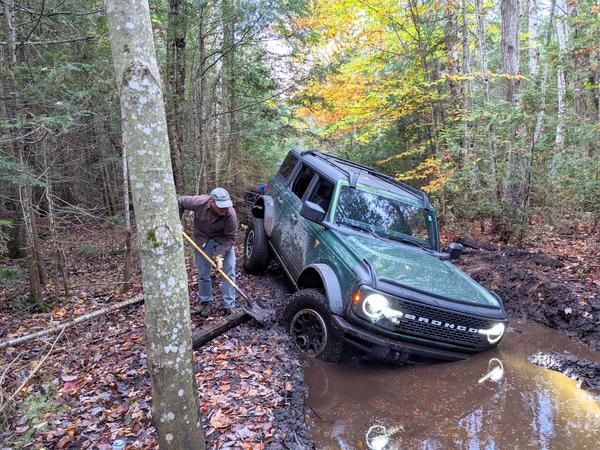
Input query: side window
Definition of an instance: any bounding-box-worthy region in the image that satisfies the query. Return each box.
[308,177,334,212]
[278,153,298,181]
[290,165,315,199]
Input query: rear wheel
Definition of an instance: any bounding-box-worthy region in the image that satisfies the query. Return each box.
[243,217,271,273]
[284,289,345,363]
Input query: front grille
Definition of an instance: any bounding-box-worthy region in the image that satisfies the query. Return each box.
[391,298,495,347]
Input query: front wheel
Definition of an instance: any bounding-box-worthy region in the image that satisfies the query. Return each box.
[284,289,345,363]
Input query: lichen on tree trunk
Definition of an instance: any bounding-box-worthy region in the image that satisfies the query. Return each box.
[106,1,205,448]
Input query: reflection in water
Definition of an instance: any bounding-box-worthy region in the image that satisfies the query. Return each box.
[305,322,600,449]
[478,358,504,384]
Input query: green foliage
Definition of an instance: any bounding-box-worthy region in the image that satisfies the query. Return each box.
[9,383,66,448]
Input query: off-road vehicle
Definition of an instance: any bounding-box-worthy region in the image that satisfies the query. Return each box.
[244,150,508,363]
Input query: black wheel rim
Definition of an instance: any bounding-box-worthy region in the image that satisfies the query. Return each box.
[245,229,255,258]
[290,309,328,357]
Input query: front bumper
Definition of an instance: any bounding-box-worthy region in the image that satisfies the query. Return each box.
[332,315,469,363]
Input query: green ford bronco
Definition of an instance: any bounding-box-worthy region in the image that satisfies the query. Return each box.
[244,150,507,363]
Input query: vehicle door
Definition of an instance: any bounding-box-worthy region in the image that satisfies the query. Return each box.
[273,163,316,276]
[269,152,299,243]
[282,170,335,277]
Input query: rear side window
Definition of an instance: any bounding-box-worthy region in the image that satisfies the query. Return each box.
[278,153,297,181]
[308,177,334,212]
[291,165,315,199]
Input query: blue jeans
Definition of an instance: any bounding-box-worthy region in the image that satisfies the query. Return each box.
[194,240,236,309]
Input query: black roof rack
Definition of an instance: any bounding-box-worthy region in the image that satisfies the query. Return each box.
[301,150,432,208]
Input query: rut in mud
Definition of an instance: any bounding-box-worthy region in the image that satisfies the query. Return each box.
[455,245,600,350]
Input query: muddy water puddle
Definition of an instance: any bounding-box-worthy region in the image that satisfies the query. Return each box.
[304,322,600,449]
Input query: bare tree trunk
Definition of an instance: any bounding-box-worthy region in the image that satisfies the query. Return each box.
[166,0,187,194]
[29,188,47,286]
[501,0,529,240]
[532,0,557,148]
[122,145,132,292]
[2,0,25,260]
[195,1,208,194]
[19,161,44,307]
[103,165,117,215]
[106,1,205,448]
[43,140,69,296]
[475,0,499,202]
[222,0,238,188]
[444,2,461,110]
[461,0,474,184]
[528,0,539,77]
[554,0,567,151]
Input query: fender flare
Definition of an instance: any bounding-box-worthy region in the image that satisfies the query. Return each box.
[300,263,344,315]
[251,195,275,237]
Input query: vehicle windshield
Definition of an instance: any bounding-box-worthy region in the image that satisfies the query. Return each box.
[334,186,436,248]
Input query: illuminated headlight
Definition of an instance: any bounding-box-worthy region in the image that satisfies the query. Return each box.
[362,293,403,324]
[478,322,506,344]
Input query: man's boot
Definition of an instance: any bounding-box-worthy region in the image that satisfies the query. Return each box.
[199,302,214,317]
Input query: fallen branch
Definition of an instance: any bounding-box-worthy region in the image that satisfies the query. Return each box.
[192,311,249,348]
[0,295,144,350]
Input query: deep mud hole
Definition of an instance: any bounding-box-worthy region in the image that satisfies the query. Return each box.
[300,244,600,449]
[455,246,600,350]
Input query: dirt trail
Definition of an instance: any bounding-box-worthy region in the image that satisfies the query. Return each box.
[455,246,600,350]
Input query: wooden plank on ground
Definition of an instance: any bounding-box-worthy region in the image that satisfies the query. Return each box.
[192,311,249,348]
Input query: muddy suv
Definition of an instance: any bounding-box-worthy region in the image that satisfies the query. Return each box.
[244,150,507,363]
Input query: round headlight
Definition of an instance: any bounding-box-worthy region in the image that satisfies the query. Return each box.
[362,294,389,320]
[481,322,505,344]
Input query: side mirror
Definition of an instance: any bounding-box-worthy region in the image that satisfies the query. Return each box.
[300,200,326,224]
[447,242,464,259]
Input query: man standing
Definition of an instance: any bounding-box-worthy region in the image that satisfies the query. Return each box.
[179,188,238,316]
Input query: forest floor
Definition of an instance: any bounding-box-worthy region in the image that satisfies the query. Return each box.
[0,223,311,449]
[1,219,599,449]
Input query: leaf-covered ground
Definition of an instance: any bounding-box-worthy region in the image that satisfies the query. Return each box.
[0,223,312,449]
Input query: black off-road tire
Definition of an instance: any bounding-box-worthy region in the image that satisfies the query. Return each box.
[284,289,345,363]
[243,217,271,274]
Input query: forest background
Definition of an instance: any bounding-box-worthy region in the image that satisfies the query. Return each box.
[1,0,599,305]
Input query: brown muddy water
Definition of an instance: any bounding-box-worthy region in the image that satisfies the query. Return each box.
[304,322,600,449]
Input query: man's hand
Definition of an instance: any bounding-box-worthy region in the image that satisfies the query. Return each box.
[213,255,224,271]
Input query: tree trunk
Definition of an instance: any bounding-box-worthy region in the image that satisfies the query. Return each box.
[195,1,209,194]
[501,0,521,107]
[222,0,238,188]
[554,0,567,151]
[2,0,26,260]
[106,1,205,448]
[475,0,499,202]
[166,0,187,194]
[122,145,133,292]
[532,0,557,149]
[528,0,539,77]
[103,165,117,215]
[461,0,474,183]
[501,0,529,240]
[43,140,69,296]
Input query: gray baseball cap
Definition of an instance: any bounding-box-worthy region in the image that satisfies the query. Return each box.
[210,187,233,208]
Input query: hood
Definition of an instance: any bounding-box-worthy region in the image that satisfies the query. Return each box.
[341,234,499,307]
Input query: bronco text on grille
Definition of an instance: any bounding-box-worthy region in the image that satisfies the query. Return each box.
[392,299,494,347]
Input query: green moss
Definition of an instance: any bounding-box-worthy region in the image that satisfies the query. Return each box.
[11,382,66,448]
[146,228,160,248]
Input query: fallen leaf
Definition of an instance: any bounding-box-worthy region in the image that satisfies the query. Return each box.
[210,409,232,429]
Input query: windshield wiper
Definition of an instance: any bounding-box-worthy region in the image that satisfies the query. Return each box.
[380,233,433,252]
[338,221,381,239]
